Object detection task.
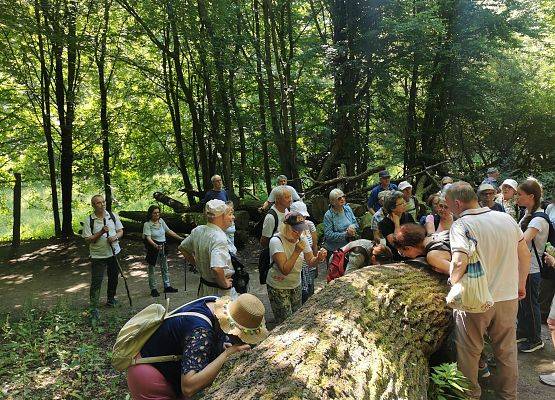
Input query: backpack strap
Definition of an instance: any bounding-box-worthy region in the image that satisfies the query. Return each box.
[268,208,279,235]
[269,236,283,269]
[89,215,94,235]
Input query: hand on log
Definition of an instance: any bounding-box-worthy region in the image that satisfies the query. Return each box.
[200,263,451,400]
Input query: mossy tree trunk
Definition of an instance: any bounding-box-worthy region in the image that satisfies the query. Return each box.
[200,263,451,400]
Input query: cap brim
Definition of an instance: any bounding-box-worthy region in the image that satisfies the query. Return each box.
[213,297,269,345]
[291,222,309,232]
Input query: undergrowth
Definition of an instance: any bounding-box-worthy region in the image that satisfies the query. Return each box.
[0,301,131,399]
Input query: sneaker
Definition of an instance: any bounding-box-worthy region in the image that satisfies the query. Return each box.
[516,336,527,344]
[151,289,160,297]
[164,286,178,293]
[479,362,491,378]
[106,298,119,307]
[518,340,544,353]
[539,372,555,386]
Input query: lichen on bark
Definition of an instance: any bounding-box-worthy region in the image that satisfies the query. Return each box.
[200,263,451,400]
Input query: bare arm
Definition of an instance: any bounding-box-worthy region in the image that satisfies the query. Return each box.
[426,250,451,275]
[424,220,435,235]
[181,344,250,397]
[303,248,327,267]
[260,236,270,247]
[449,251,469,284]
[517,239,531,299]
[273,249,302,276]
[166,229,184,241]
[145,235,159,249]
[523,227,539,245]
[212,267,232,289]
[311,232,318,255]
[85,227,107,243]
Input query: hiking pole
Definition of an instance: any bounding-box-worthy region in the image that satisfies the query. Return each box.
[109,239,133,307]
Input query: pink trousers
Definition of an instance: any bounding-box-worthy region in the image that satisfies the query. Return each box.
[127,355,186,400]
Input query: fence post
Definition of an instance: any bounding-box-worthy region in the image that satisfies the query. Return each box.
[12,172,21,248]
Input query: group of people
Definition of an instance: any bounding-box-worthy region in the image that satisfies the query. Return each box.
[80,167,555,399]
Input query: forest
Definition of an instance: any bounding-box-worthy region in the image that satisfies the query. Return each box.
[1,1,555,399]
[0,0,554,237]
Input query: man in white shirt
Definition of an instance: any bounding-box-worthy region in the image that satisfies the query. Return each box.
[260,186,292,248]
[445,182,530,400]
[81,195,124,322]
[179,200,236,298]
[259,175,300,212]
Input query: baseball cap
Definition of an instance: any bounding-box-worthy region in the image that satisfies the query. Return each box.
[378,170,391,178]
[477,183,495,194]
[283,211,309,232]
[289,201,310,217]
[501,179,517,191]
[398,181,412,191]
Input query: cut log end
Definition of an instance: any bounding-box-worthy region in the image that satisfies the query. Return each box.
[200,263,451,400]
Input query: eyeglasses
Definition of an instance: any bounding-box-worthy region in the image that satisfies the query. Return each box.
[395,201,406,207]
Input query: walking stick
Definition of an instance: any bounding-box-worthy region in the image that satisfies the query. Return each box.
[109,240,133,307]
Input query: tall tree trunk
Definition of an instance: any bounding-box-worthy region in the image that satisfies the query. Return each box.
[404,53,419,175]
[96,0,113,211]
[166,13,196,205]
[35,0,61,236]
[253,0,272,193]
[50,0,78,239]
[196,0,234,195]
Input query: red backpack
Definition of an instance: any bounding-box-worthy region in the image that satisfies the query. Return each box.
[326,245,370,282]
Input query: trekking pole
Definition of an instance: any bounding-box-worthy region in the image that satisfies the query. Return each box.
[109,240,133,307]
[159,244,168,300]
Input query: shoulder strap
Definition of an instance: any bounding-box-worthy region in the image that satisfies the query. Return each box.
[531,212,550,225]
[269,235,283,268]
[269,208,279,235]
[89,215,94,235]
[107,210,117,224]
[165,311,212,326]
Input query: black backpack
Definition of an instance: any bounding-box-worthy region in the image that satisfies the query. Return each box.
[257,209,279,284]
[530,212,555,280]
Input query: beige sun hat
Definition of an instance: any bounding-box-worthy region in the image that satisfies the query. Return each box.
[213,294,268,345]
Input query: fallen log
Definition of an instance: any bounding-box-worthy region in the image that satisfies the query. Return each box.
[153,191,188,213]
[200,263,451,400]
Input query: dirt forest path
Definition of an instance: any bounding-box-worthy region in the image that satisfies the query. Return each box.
[1,237,554,399]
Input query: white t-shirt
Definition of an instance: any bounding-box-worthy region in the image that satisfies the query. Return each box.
[267,233,311,289]
[143,218,170,242]
[520,209,550,274]
[546,203,555,225]
[261,206,286,238]
[81,211,124,259]
[267,185,301,202]
[450,207,524,303]
[225,223,237,255]
[178,223,234,281]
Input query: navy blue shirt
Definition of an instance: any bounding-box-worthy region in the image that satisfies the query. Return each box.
[140,296,227,396]
[202,189,229,204]
[489,202,505,213]
[367,183,398,211]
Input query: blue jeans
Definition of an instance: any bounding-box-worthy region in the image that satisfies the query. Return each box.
[517,272,541,343]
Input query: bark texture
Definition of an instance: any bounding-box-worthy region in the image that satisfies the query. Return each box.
[200,263,451,400]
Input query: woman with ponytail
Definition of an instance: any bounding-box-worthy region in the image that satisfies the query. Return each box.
[516,178,550,353]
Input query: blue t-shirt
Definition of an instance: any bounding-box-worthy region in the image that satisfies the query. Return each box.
[140,296,227,396]
[367,183,398,211]
[323,204,359,251]
[202,189,229,204]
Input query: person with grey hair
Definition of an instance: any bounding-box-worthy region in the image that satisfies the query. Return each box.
[481,167,500,192]
[445,181,530,399]
[378,191,415,261]
[201,174,229,204]
[179,200,236,298]
[259,175,301,212]
[322,189,358,252]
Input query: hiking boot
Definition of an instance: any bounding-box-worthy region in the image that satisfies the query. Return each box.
[164,286,178,293]
[478,362,491,378]
[518,340,544,353]
[151,289,160,297]
[106,298,119,307]
[485,353,497,368]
